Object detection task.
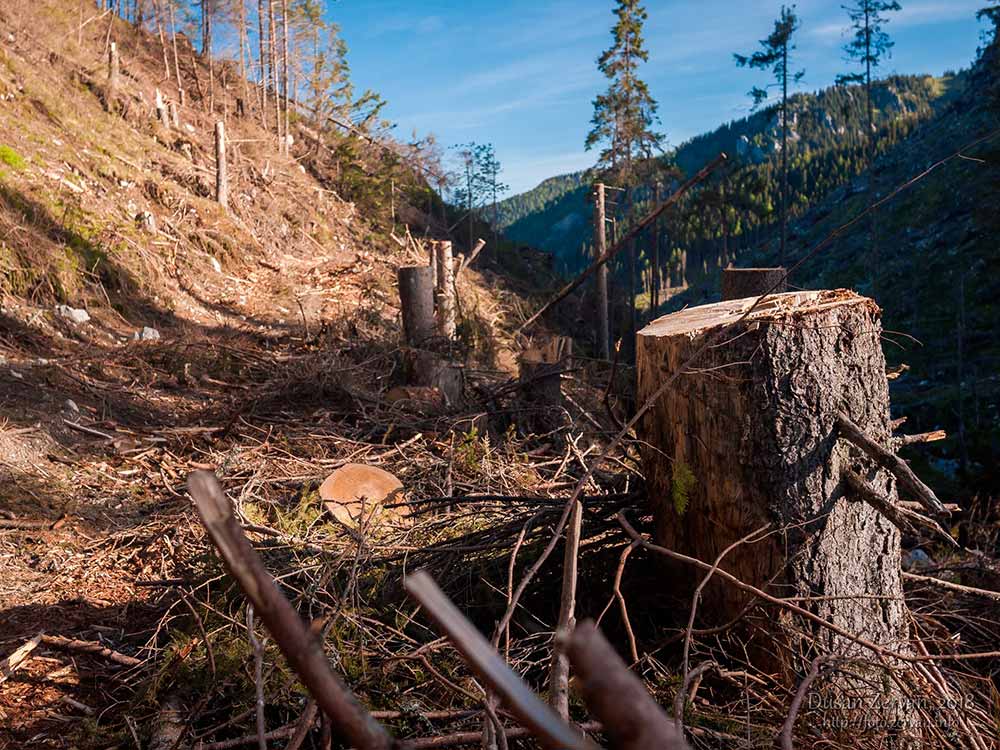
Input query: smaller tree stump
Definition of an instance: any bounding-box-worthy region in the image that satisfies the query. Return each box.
[518,337,572,433]
[720,266,786,300]
[398,266,435,347]
[433,240,456,339]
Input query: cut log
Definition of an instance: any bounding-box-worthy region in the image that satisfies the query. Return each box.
[397,266,435,347]
[433,240,456,339]
[319,464,408,529]
[636,290,907,676]
[720,267,786,301]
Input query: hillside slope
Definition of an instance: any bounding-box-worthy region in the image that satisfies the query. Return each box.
[0,4,587,746]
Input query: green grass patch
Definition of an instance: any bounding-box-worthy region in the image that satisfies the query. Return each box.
[0,145,26,170]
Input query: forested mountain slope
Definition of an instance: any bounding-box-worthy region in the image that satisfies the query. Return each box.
[662,61,1000,500]
[498,74,956,274]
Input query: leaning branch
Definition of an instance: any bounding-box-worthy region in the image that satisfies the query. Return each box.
[516,153,728,332]
[842,469,957,548]
[835,413,947,516]
[186,471,393,750]
[403,570,599,750]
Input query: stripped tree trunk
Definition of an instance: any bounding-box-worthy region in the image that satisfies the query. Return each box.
[106,41,119,112]
[433,241,456,340]
[636,290,907,685]
[720,267,787,301]
[257,0,268,127]
[593,183,609,360]
[215,121,228,210]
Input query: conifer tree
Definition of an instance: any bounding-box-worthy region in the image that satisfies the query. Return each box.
[735,5,804,265]
[585,0,663,186]
[836,1,900,296]
[980,2,1000,107]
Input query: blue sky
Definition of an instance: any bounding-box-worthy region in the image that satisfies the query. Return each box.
[331,1,990,196]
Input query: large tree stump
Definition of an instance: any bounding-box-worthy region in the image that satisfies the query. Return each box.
[636,290,907,671]
[720,266,786,300]
[518,337,571,434]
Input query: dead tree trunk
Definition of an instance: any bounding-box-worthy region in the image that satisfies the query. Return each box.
[398,266,435,347]
[594,183,610,360]
[106,41,120,112]
[720,267,786,301]
[214,121,228,210]
[433,240,456,340]
[636,290,907,677]
[155,88,170,129]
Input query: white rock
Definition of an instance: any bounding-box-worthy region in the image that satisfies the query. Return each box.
[133,326,161,341]
[209,256,222,273]
[57,304,90,324]
[63,398,80,414]
[184,123,196,134]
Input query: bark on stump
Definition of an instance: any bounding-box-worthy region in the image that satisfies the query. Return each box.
[636,290,907,680]
[403,349,463,407]
[398,266,435,347]
[518,337,571,434]
[720,266,786,301]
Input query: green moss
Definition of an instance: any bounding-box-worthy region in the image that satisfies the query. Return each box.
[0,145,26,170]
[671,461,696,516]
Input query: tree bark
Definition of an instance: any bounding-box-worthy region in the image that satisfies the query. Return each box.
[594,183,609,360]
[636,290,907,678]
[215,121,228,210]
[433,241,456,340]
[398,266,435,347]
[720,267,786,301]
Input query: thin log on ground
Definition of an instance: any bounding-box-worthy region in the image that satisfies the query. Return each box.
[517,153,727,332]
[40,634,141,667]
[565,620,688,750]
[403,570,598,750]
[187,471,393,750]
[836,412,947,516]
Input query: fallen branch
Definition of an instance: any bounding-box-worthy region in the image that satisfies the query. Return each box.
[835,413,947,516]
[40,634,141,667]
[403,570,598,750]
[902,571,1000,602]
[187,471,393,750]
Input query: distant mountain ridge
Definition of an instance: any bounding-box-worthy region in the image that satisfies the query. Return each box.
[497,74,958,273]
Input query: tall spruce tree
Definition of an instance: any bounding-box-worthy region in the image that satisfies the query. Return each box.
[836,1,901,297]
[585,0,663,186]
[735,5,804,266]
[980,2,1000,108]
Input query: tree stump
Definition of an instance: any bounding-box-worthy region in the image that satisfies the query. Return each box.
[433,240,456,339]
[636,290,907,672]
[518,337,571,433]
[403,349,463,407]
[398,266,435,347]
[720,266,786,300]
